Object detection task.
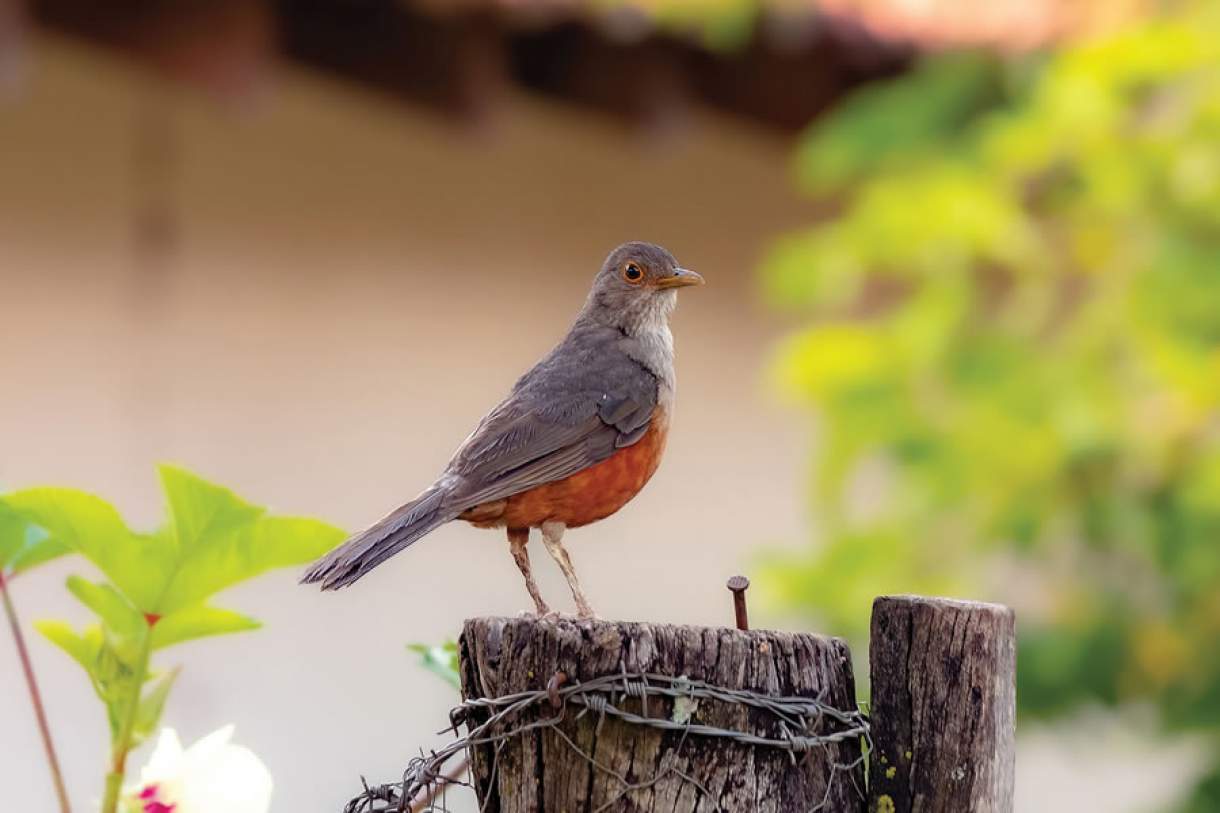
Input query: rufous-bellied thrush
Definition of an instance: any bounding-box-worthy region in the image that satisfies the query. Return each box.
[302,242,703,617]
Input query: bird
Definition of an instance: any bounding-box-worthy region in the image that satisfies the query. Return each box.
[301,242,703,617]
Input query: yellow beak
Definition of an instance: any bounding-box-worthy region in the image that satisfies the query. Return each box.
[655,268,705,289]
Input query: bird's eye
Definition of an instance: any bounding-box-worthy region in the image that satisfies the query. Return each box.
[623,263,644,284]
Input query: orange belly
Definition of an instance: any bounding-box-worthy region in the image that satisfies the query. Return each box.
[461,408,669,530]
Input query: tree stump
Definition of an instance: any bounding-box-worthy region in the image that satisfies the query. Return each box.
[459,617,864,813]
[867,596,1016,813]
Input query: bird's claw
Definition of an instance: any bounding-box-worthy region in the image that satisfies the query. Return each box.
[520,609,599,622]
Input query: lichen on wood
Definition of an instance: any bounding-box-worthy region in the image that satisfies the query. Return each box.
[867,595,1016,813]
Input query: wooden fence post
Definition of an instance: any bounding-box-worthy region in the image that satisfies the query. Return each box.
[459,617,865,812]
[868,595,1016,813]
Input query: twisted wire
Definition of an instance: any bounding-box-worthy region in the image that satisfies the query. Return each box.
[344,668,870,813]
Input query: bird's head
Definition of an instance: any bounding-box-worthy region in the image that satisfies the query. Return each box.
[584,241,703,334]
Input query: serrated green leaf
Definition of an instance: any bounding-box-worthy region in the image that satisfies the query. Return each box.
[157,515,343,614]
[0,498,69,576]
[66,576,143,642]
[132,667,179,746]
[408,640,460,690]
[159,465,264,554]
[7,489,172,610]
[151,605,261,649]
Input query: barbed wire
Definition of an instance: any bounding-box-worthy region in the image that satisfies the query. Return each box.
[344,666,871,813]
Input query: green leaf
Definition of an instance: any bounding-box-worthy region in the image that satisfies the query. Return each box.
[7,489,171,610]
[37,621,125,717]
[157,516,343,614]
[159,465,264,554]
[0,498,69,576]
[11,471,341,615]
[8,535,70,576]
[132,667,179,746]
[36,620,103,677]
[408,640,460,690]
[0,499,28,569]
[151,605,260,650]
[66,576,143,643]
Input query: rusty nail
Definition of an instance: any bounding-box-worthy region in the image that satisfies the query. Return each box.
[547,671,568,710]
[726,575,750,631]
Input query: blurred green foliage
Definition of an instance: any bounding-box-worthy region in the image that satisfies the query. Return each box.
[592,0,759,51]
[762,5,1220,808]
[408,640,461,691]
[6,466,343,813]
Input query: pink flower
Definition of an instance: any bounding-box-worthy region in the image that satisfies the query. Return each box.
[135,783,176,813]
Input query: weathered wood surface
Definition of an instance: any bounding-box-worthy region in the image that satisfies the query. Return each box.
[460,617,863,813]
[868,596,1016,813]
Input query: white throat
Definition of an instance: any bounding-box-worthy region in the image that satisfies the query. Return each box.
[621,292,677,389]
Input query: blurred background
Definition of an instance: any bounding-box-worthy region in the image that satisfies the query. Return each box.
[2,0,1218,810]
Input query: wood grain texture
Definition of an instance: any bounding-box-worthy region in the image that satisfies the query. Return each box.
[868,595,1016,813]
[460,617,864,813]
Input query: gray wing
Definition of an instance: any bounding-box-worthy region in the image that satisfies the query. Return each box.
[442,328,658,509]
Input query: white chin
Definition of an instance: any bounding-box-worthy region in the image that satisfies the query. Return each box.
[651,290,678,323]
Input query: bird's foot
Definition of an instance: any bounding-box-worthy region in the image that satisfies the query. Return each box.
[519,609,597,623]
[520,609,564,622]
[517,605,557,620]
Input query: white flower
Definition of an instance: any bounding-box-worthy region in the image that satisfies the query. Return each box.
[124,726,272,813]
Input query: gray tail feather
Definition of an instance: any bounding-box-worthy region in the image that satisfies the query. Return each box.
[301,486,456,590]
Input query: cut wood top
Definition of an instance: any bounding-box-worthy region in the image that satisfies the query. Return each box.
[461,616,857,699]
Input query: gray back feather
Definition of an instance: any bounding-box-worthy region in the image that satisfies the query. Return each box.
[443,317,659,507]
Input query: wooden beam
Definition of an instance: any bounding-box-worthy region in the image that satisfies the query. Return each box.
[32,0,275,99]
[868,595,1016,813]
[32,0,918,131]
[508,21,695,132]
[277,0,507,121]
[691,12,911,131]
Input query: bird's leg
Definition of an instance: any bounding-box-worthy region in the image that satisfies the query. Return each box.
[507,527,550,616]
[540,520,596,619]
